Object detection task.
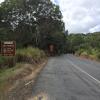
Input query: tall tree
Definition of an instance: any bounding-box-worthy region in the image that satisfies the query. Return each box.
[0,0,66,53]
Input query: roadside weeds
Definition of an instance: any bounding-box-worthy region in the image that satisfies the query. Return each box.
[0,59,47,100]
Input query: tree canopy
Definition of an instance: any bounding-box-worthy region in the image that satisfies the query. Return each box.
[0,0,66,54]
[67,32,100,53]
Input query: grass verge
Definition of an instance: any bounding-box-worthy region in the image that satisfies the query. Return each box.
[0,60,47,100]
[0,47,47,99]
[0,63,26,94]
[75,48,100,61]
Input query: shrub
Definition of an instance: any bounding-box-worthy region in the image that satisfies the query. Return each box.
[0,56,16,68]
[97,53,100,59]
[76,49,85,56]
[0,47,46,68]
[81,51,88,56]
[0,56,6,64]
[16,47,46,63]
[76,48,100,60]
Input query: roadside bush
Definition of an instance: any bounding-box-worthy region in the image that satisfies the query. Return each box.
[76,48,100,61]
[97,53,100,60]
[75,49,85,56]
[0,56,6,64]
[0,56,16,68]
[16,47,46,63]
[0,47,46,68]
[88,49,100,60]
[80,51,88,57]
[92,49,100,60]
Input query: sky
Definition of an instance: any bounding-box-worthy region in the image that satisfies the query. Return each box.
[51,0,100,33]
[0,0,100,33]
[0,0,3,4]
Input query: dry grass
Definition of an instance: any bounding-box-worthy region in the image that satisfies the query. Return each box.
[0,59,47,100]
[0,47,47,99]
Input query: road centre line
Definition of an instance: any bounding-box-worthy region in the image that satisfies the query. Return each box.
[67,60,100,84]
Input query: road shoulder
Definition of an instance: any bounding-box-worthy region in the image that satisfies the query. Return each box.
[1,59,47,100]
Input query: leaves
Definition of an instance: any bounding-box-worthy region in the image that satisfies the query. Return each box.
[0,0,66,54]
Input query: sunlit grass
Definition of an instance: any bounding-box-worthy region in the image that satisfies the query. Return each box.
[16,47,46,60]
[76,48,100,60]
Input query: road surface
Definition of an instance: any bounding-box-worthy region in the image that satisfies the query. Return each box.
[32,54,100,100]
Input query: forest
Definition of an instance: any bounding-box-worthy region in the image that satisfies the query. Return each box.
[0,0,100,68]
[67,32,100,60]
[0,0,66,54]
[0,0,67,70]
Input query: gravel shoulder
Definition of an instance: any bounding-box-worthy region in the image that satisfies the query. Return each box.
[1,59,47,100]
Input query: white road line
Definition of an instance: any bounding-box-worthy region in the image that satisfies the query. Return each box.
[67,60,100,84]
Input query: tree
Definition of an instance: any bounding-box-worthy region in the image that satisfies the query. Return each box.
[67,32,100,53]
[0,0,66,54]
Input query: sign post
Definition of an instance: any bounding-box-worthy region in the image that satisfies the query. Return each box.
[0,41,16,56]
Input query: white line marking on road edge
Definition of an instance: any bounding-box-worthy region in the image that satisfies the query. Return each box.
[67,60,100,84]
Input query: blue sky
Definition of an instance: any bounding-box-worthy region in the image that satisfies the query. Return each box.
[0,0,100,33]
[51,0,100,33]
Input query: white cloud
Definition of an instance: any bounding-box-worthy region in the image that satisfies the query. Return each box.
[51,0,100,33]
[1,0,100,33]
[0,0,4,3]
[89,25,100,33]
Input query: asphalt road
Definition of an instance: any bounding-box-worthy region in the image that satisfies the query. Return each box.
[32,54,100,100]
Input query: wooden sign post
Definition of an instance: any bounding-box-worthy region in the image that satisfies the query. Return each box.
[0,41,16,56]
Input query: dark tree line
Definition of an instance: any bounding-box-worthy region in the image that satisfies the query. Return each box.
[0,0,67,54]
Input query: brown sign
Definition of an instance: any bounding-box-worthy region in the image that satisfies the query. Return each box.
[0,41,16,56]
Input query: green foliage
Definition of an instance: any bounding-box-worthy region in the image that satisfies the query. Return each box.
[16,47,46,60]
[91,49,100,60]
[0,0,66,52]
[76,48,100,60]
[75,49,85,55]
[0,63,25,93]
[67,34,85,53]
[0,47,46,69]
[68,32,100,60]
[0,56,16,68]
[81,51,88,56]
[0,56,6,64]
